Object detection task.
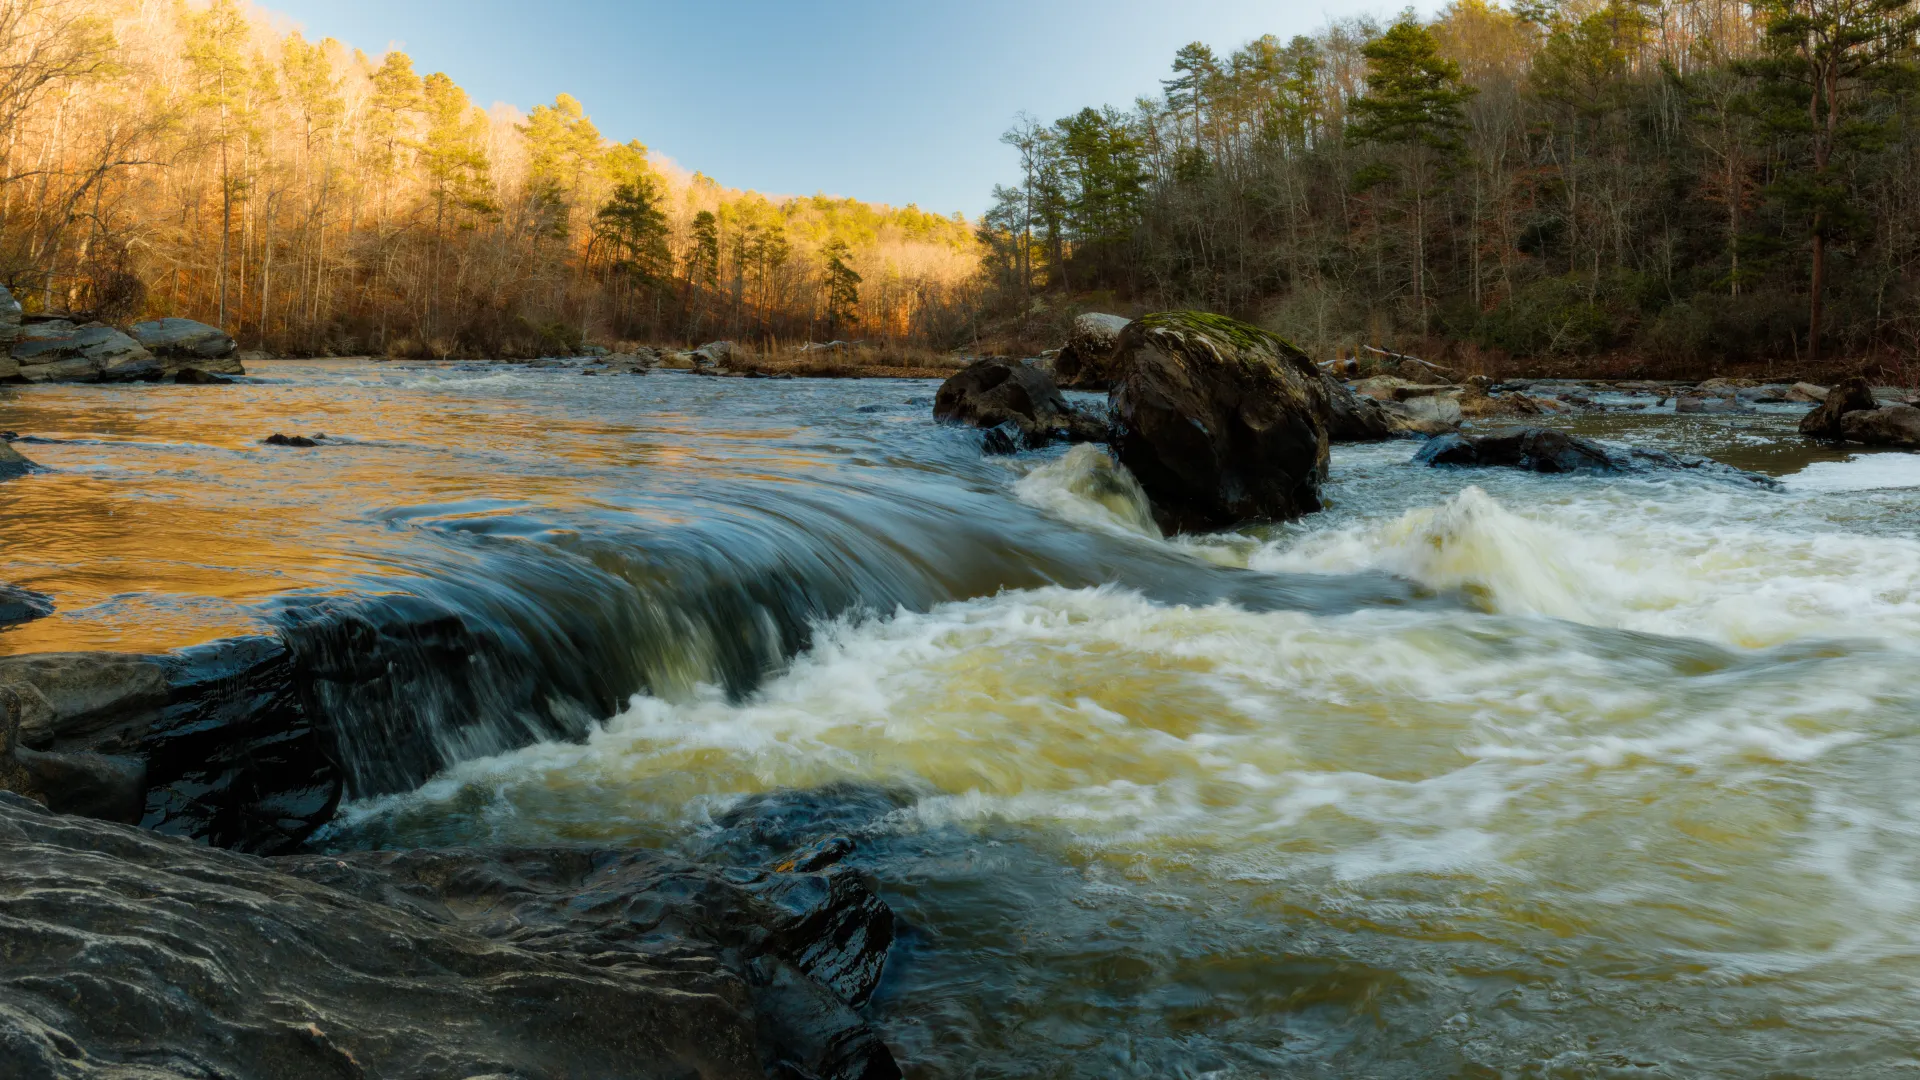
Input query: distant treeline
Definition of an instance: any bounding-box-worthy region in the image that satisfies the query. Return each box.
[0,0,981,358]
[979,0,1920,372]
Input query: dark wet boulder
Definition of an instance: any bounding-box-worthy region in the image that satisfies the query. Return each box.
[1838,403,1920,448]
[936,357,1102,448]
[1053,312,1131,389]
[1107,311,1330,531]
[0,438,33,479]
[129,317,241,369]
[265,432,319,446]
[0,584,52,627]
[0,792,900,1080]
[1800,376,1879,439]
[1415,427,1777,485]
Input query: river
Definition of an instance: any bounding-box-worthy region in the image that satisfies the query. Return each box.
[5,360,1920,1077]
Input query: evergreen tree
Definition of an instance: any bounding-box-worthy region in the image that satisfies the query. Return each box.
[1738,0,1920,361]
[1349,19,1478,334]
[593,178,669,280]
[182,0,253,328]
[822,239,861,338]
[363,50,421,225]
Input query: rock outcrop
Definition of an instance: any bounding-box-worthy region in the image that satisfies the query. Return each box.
[1107,311,1329,530]
[1839,402,1920,448]
[935,357,1103,448]
[11,322,156,382]
[1053,312,1131,389]
[1415,427,1777,485]
[693,340,742,368]
[129,317,242,374]
[0,790,901,1080]
[1799,377,1879,439]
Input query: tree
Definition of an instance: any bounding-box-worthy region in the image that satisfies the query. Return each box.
[415,72,493,336]
[520,93,602,238]
[822,238,860,338]
[181,0,254,328]
[593,178,669,280]
[1738,0,1920,360]
[1349,19,1478,333]
[363,50,420,225]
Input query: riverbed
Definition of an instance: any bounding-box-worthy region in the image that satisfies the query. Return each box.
[5,360,1920,1077]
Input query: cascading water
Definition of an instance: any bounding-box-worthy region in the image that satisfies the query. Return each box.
[5,361,1920,1076]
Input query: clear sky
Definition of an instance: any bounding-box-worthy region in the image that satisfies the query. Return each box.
[263,0,1432,216]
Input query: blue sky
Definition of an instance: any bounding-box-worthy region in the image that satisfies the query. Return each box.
[265,0,1430,216]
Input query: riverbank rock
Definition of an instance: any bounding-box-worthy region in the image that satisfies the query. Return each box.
[693,340,741,368]
[1108,311,1329,530]
[1800,377,1879,439]
[1053,312,1131,389]
[1415,427,1777,485]
[0,791,901,1080]
[935,357,1103,448]
[129,317,243,374]
[0,439,35,479]
[11,322,156,381]
[1838,403,1920,448]
[0,584,53,627]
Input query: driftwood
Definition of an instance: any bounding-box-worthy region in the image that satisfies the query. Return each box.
[795,339,866,354]
[1364,345,1454,375]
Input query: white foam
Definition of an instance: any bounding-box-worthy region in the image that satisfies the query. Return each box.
[1014,445,1161,539]
[1784,452,1920,493]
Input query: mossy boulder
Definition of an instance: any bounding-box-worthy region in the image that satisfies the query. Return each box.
[1107,311,1331,530]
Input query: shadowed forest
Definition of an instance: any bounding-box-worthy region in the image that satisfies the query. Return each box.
[0,0,980,359]
[977,0,1920,378]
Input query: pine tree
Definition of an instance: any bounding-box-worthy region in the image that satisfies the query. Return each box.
[1738,0,1920,362]
[1349,19,1478,335]
[822,239,861,339]
[181,0,254,329]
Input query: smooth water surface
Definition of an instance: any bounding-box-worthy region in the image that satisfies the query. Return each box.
[6,361,1920,1077]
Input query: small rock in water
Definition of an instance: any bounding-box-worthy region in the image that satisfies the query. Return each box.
[981,423,1020,455]
[1415,427,1776,486]
[264,433,319,447]
[0,585,53,628]
[172,367,233,385]
[0,439,36,479]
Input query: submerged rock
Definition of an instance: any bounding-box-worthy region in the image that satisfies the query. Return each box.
[1053,312,1131,389]
[1108,311,1329,530]
[0,791,900,1080]
[172,366,234,384]
[264,432,320,447]
[0,438,35,479]
[1415,427,1777,485]
[935,357,1102,448]
[0,584,53,627]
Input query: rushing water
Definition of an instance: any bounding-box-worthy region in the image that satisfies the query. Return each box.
[6,361,1920,1077]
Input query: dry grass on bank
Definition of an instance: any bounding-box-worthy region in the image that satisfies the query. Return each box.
[729,343,974,380]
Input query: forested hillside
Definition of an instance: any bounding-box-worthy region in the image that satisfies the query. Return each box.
[0,0,981,358]
[980,0,1920,375]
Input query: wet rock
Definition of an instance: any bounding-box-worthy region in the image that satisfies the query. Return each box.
[1394,393,1465,427]
[1800,376,1879,439]
[1415,427,1777,485]
[1053,312,1131,389]
[172,366,234,384]
[1676,393,1753,415]
[14,746,146,823]
[0,651,171,753]
[0,438,35,479]
[264,432,319,447]
[935,357,1102,448]
[12,323,155,382]
[1108,311,1329,531]
[981,422,1020,455]
[0,792,899,1080]
[1838,403,1920,449]
[0,584,53,627]
[129,317,243,374]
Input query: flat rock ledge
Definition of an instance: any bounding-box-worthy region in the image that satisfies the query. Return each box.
[0,791,901,1080]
